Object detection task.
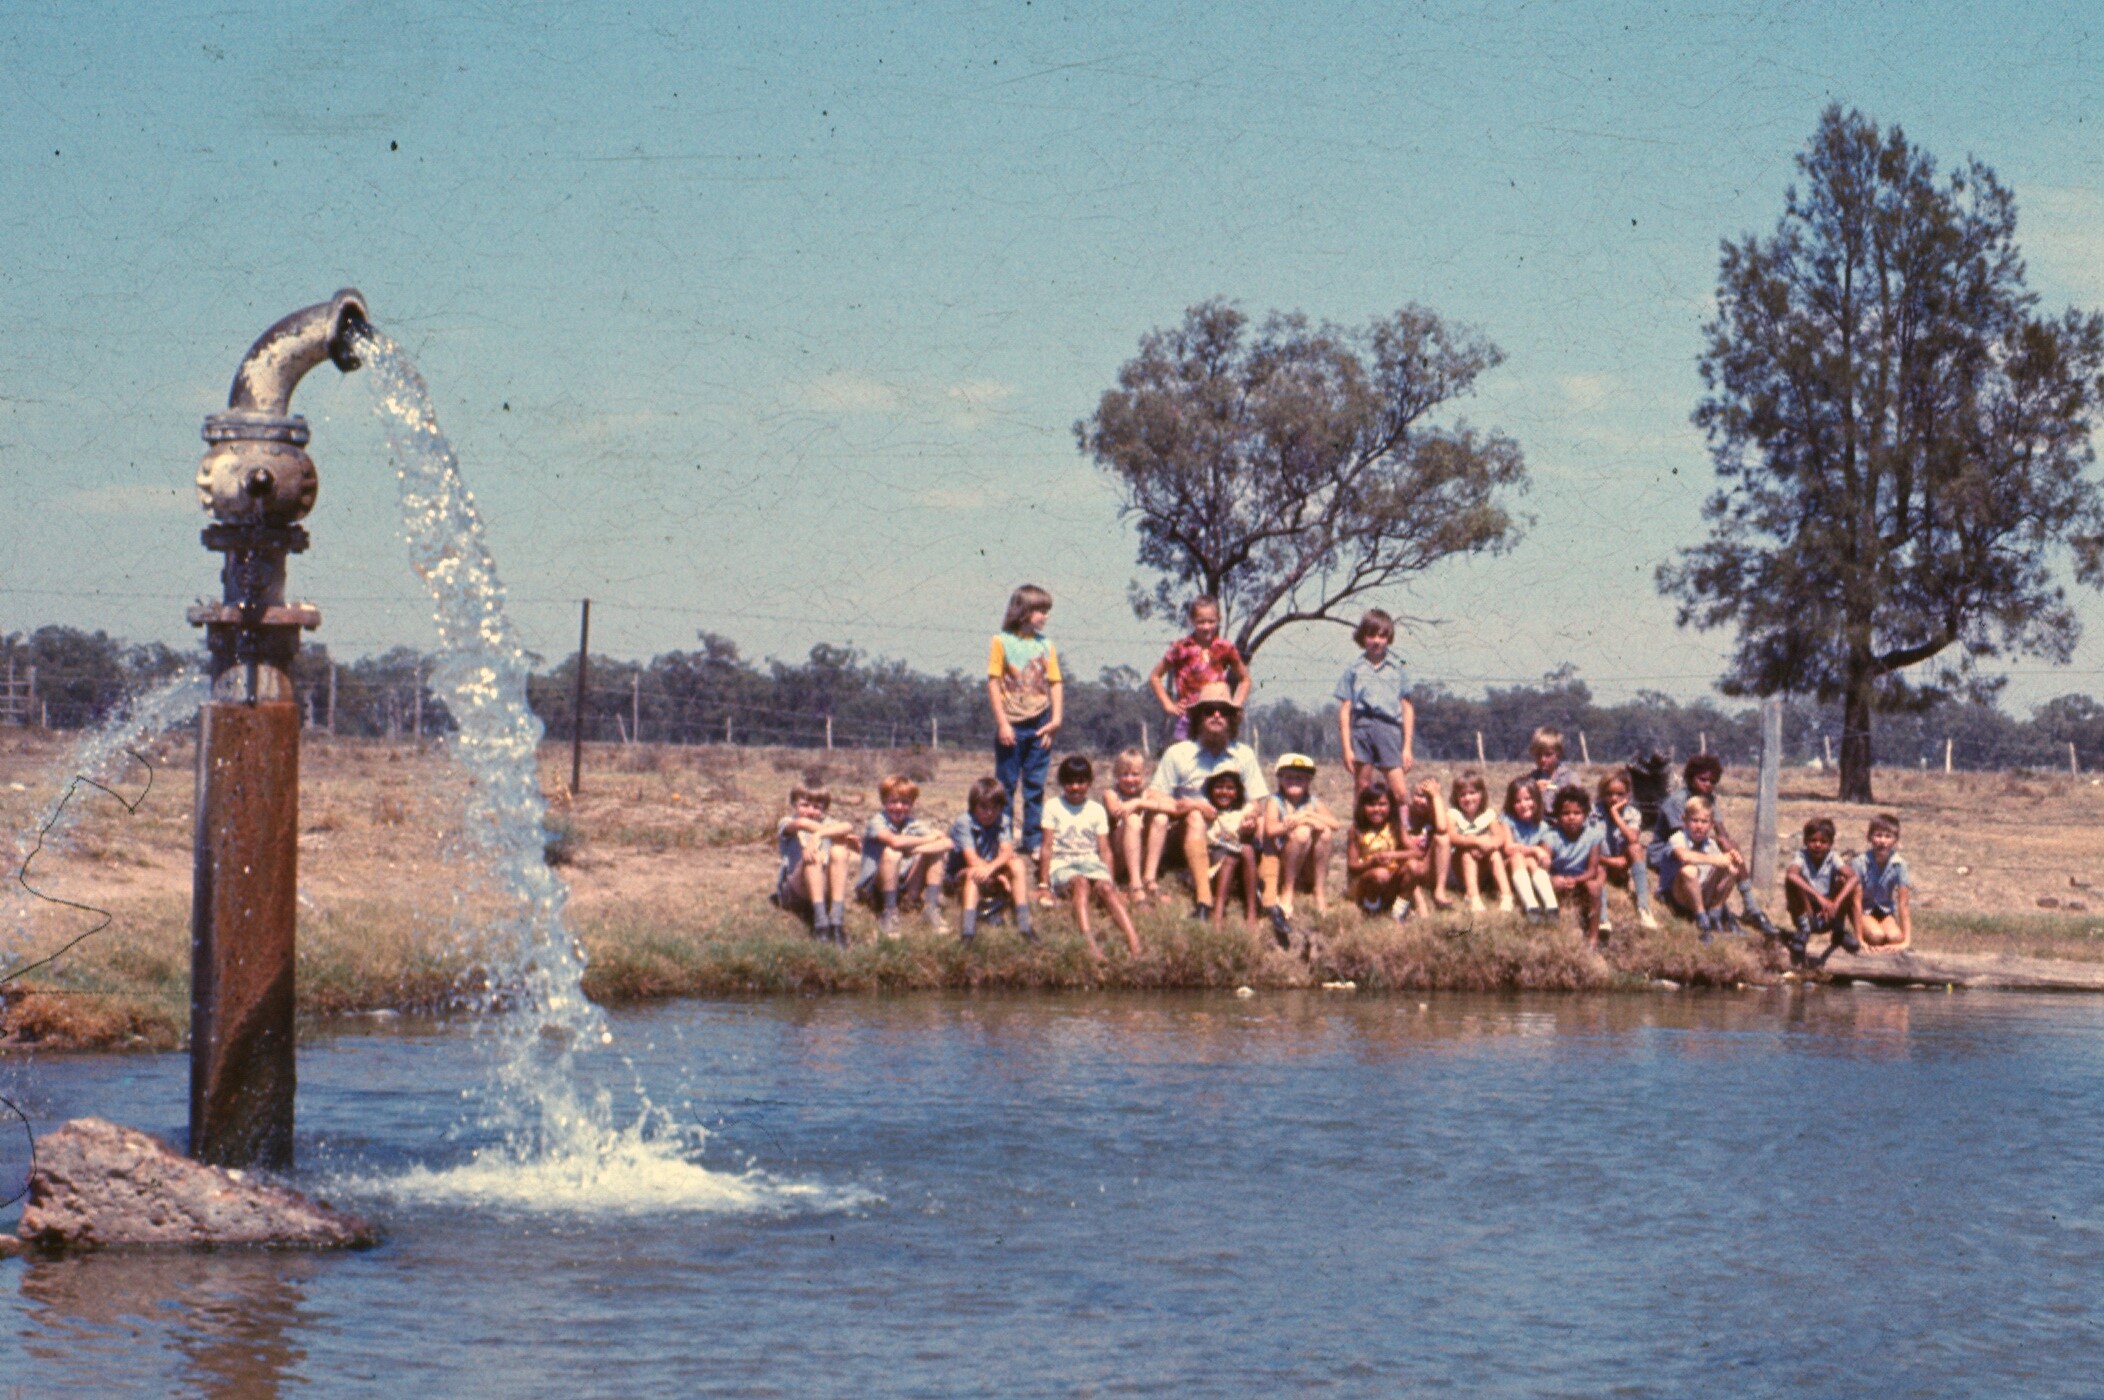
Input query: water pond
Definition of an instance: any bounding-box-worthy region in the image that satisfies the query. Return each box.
[5,986,2103,1396]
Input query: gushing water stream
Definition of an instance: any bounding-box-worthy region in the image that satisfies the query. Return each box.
[351,328,849,1213]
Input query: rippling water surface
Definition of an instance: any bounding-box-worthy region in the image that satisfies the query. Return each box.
[6,988,2103,1396]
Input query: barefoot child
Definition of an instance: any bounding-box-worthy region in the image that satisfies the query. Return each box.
[857,775,954,938]
[1346,785,1411,917]
[1335,608,1415,803]
[776,784,856,943]
[1448,771,1516,913]
[1663,795,1740,939]
[1593,769,1658,934]
[945,777,1038,944]
[1784,816,1860,964]
[1149,595,1251,743]
[987,584,1063,860]
[1258,754,1342,939]
[1500,777,1558,923]
[1848,813,1913,952]
[1104,747,1177,905]
[1039,756,1142,960]
[1202,770,1261,929]
[1541,785,1608,946]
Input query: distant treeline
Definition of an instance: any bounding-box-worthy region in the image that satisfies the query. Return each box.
[7,624,2103,774]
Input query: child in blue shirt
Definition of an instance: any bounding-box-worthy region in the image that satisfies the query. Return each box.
[945,776,1039,944]
[1334,608,1415,806]
[1783,815,1861,965]
[1541,786,1608,946]
[1848,812,1912,952]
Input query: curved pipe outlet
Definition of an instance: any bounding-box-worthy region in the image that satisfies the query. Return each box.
[225,288,370,416]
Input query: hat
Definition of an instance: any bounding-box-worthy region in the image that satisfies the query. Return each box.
[1185,682,1240,718]
[1274,753,1317,774]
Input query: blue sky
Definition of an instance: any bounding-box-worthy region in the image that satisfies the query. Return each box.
[2,1,2100,710]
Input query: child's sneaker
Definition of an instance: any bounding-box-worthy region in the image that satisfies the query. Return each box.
[1715,908,1743,937]
[1745,907,1779,939]
[1638,908,1660,931]
[877,912,900,939]
[1598,914,1615,937]
[1266,905,1293,942]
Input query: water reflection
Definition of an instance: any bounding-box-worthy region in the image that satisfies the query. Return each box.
[18,1250,314,1399]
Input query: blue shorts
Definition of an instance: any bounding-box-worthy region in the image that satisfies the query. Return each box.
[1349,714,1405,770]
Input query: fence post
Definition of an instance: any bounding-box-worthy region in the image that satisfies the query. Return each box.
[1945,737,1953,774]
[631,672,641,746]
[1475,730,1486,766]
[412,671,423,739]
[931,715,939,749]
[1822,734,1833,768]
[825,715,834,751]
[326,663,337,734]
[1141,719,1150,754]
[571,597,590,794]
[725,715,733,746]
[2071,741,2081,777]
[1752,697,1781,895]
[1700,731,1709,755]
[1578,730,1591,765]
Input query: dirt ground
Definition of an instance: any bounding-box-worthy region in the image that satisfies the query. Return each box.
[6,730,2104,940]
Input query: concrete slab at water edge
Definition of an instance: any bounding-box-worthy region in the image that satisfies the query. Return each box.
[15,1117,374,1252]
[1823,947,2104,992]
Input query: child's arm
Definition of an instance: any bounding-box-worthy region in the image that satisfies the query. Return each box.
[1148,657,1183,719]
[1037,838,1053,892]
[1336,699,1354,766]
[987,677,1014,747]
[1827,866,1859,916]
[1398,697,1416,774]
[1420,783,1450,835]
[1041,678,1064,742]
[1257,797,1283,845]
[1094,828,1116,870]
[1894,884,1912,943]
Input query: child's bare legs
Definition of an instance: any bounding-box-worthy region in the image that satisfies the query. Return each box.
[1099,880,1141,955]
[797,859,828,936]
[1210,858,1235,929]
[1239,847,1259,925]
[1279,827,1315,917]
[1142,813,1170,899]
[1675,866,1712,927]
[1005,856,1040,940]
[1503,853,1538,912]
[1428,834,1455,908]
[1459,850,1487,912]
[1065,876,1106,962]
[1114,816,1146,901]
[1486,851,1516,911]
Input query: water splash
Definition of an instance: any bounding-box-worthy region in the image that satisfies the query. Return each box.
[352,328,838,1214]
[5,667,208,942]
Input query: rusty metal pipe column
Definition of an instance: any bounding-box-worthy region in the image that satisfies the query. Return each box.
[187,290,367,1170]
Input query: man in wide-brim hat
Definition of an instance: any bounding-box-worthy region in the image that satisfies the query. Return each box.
[1145,682,1269,918]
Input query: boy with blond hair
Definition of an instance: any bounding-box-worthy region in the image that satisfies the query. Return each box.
[857,774,954,938]
[1849,813,1913,952]
[946,776,1039,944]
[1335,608,1415,803]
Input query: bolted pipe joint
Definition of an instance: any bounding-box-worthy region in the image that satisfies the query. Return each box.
[195,288,368,527]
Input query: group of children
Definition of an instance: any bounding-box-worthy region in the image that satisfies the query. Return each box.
[771,586,1918,967]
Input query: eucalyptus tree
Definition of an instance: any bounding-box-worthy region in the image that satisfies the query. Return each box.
[1661,105,2104,801]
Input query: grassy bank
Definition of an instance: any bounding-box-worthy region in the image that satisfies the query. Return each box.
[21,892,2064,1051]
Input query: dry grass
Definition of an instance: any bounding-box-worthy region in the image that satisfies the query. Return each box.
[1,731,2099,1049]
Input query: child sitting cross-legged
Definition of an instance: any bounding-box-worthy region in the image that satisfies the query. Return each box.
[1540,785,1609,947]
[775,783,857,944]
[1202,770,1261,930]
[1257,753,1342,945]
[857,774,954,939]
[944,776,1038,944]
[1038,755,1142,962]
[1784,815,1860,966]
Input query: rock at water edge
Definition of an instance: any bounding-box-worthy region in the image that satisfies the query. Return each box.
[17,1118,375,1251]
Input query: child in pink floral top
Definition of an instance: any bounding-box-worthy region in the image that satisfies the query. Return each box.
[1148,596,1250,743]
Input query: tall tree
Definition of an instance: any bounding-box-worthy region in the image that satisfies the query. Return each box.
[1076,299,1528,662]
[1660,106,2104,802]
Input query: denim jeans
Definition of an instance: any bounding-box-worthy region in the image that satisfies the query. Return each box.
[995,712,1052,854]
